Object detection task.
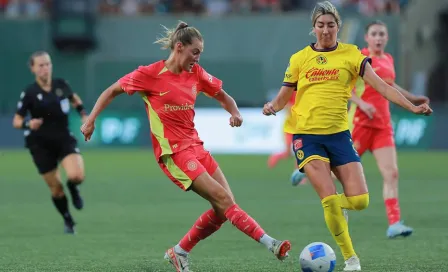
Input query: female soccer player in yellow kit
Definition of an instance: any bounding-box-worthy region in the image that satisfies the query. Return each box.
[263,1,432,271]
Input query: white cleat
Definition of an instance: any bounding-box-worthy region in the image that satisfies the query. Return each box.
[270,240,292,261]
[164,247,190,272]
[344,255,361,271]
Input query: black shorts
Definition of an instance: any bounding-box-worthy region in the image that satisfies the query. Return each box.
[28,135,80,174]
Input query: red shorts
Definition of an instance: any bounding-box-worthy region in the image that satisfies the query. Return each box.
[351,125,395,156]
[158,144,219,191]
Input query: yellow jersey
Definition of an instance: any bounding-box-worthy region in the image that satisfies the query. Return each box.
[283,43,371,135]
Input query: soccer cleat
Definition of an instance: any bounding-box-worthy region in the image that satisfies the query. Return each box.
[387,221,413,238]
[270,240,291,261]
[67,182,84,210]
[164,247,190,272]
[291,169,307,186]
[64,220,76,234]
[344,255,361,271]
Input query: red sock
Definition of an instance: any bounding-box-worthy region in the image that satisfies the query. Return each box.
[179,209,226,252]
[384,198,401,225]
[224,204,265,242]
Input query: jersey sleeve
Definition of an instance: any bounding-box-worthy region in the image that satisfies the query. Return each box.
[16,90,31,117]
[282,53,300,87]
[118,66,154,95]
[198,66,222,97]
[60,79,74,98]
[351,47,372,77]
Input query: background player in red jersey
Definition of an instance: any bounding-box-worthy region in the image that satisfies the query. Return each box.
[267,92,296,168]
[348,20,430,239]
[81,21,291,272]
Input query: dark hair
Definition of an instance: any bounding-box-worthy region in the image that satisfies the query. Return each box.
[365,20,387,33]
[154,21,203,50]
[29,51,49,66]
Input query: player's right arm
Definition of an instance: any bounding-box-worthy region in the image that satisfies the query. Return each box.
[12,90,42,130]
[81,66,152,141]
[264,53,299,116]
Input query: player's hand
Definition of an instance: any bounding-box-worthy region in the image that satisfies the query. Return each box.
[80,120,95,141]
[413,95,430,105]
[29,118,43,130]
[411,103,433,116]
[263,102,276,116]
[359,101,376,119]
[230,114,243,127]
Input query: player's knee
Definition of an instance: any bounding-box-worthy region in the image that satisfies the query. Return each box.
[67,173,85,184]
[348,193,369,211]
[381,165,399,183]
[211,189,235,214]
[49,183,64,197]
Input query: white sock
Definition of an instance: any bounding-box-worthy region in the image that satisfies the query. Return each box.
[174,244,189,256]
[259,234,275,249]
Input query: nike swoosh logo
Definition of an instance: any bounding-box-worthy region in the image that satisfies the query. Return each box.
[335,231,344,236]
[160,91,170,96]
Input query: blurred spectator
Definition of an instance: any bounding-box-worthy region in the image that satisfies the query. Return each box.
[0,0,409,17]
[5,0,43,17]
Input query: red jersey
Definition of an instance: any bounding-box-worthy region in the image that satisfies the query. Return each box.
[119,61,222,161]
[351,48,395,129]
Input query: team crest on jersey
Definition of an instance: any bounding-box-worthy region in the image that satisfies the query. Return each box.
[296,150,305,160]
[56,88,64,97]
[187,160,198,171]
[316,55,328,65]
[293,138,303,150]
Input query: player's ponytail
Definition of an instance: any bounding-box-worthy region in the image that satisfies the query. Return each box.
[154,21,203,50]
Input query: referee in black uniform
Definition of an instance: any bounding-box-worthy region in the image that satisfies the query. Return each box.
[12,51,87,234]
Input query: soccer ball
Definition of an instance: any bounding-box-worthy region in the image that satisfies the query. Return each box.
[299,242,336,272]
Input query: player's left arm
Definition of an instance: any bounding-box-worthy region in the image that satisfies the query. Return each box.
[214,90,242,127]
[362,63,432,115]
[392,83,430,105]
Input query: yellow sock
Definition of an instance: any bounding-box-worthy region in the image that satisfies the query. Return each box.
[338,193,369,211]
[322,195,356,260]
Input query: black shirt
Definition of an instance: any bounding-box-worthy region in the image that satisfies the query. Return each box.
[16,78,74,145]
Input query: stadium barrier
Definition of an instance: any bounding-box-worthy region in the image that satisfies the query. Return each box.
[1,107,443,151]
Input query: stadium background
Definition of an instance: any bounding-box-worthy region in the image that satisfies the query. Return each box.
[1,0,447,271]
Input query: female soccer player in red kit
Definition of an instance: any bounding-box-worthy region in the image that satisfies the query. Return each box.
[81,21,291,272]
[348,20,430,238]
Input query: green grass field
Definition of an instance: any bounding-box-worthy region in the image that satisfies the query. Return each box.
[1,149,447,271]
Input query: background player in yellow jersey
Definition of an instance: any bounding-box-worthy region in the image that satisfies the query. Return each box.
[263,1,432,271]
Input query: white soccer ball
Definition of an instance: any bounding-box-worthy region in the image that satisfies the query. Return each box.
[299,242,336,272]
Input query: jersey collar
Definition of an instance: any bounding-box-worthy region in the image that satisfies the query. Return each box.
[310,42,338,52]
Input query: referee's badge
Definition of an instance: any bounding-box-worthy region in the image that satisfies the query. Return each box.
[60,98,70,114]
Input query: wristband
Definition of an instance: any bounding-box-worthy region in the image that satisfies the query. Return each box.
[76,105,87,116]
[22,120,30,129]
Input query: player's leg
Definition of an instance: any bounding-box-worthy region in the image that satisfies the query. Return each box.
[61,153,84,210]
[293,133,357,268]
[60,137,84,210]
[335,125,371,210]
[173,148,230,256]
[371,130,413,238]
[190,172,291,259]
[29,146,75,233]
